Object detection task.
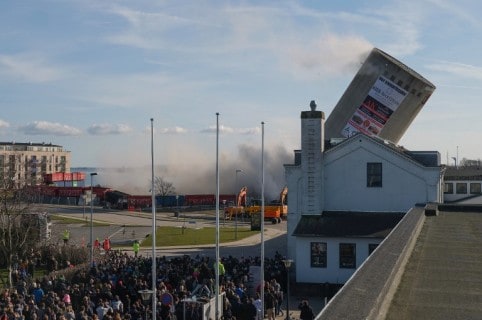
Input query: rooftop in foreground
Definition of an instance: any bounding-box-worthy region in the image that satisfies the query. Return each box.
[318,205,482,320]
[386,209,482,319]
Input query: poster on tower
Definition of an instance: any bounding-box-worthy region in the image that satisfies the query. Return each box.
[342,76,408,138]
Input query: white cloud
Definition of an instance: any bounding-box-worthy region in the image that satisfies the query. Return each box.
[426,61,482,81]
[426,0,481,28]
[19,121,82,136]
[88,123,133,135]
[238,127,261,135]
[160,127,187,134]
[105,4,202,50]
[201,125,235,134]
[200,125,260,135]
[0,119,10,129]
[0,54,64,83]
[283,34,373,79]
[368,2,424,56]
[101,2,375,82]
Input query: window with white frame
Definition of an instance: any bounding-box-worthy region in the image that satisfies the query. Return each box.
[367,163,382,187]
[470,183,481,194]
[311,242,327,268]
[444,183,454,194]
[339,243,356,269]
[456,183,467,194]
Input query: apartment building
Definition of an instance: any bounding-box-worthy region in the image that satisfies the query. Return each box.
[0,142,71,186]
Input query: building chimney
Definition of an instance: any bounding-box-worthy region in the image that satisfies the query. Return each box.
[300,100,324,215]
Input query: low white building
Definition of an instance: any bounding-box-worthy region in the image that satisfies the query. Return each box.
[443,166,482,204]
[285,102,444,285]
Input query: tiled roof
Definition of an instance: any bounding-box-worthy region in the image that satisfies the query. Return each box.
[292,211,405,238]
[445,166,482,180]
[0,141,62,147]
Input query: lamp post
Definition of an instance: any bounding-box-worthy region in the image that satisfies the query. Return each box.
[176,195,179,218]
[138,289,154,320]
[235,169,243,239]
[89,172,97,269]
[282,259,293,320]
[222,199,226,226]
[150,118,157,320]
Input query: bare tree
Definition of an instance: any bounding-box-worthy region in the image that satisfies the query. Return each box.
[153,176,176,196]
[0,171,43,287]
[459,158,481,168]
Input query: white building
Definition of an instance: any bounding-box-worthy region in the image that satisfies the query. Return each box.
[284,102,444,284]
[443,166,482,204]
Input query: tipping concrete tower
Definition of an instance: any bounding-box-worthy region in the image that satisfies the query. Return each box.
[325,48,436,143]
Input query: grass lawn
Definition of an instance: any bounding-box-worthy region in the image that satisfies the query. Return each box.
[50,214,110,226]
[141,226,258,247]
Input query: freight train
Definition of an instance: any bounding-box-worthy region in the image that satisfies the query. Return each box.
[110,193,236,210]
[26,185,236,211]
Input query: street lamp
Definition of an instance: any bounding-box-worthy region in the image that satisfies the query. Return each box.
[89,172,97,268]
[235,169,243,239]
[282,259,293,320]
[176,195,179,218]
[138,289,154,320]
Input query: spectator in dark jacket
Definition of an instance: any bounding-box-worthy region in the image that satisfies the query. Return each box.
[298,299,315,320]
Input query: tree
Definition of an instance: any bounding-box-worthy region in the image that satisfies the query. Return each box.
[153,176,176,196]
[459,158,481,168]
[0,171,43,287]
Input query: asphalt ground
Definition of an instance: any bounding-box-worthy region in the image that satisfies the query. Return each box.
[46,205,325,319]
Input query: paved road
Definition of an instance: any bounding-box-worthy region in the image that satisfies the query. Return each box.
[47,204,288,258]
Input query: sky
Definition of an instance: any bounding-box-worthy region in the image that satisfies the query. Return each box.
[1,0,481,197]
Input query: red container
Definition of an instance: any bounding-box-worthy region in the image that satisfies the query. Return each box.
[184,194,215,206]
[58,187,83,197]
[219,194,236,204]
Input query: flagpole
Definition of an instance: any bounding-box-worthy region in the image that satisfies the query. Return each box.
[150,118,157,319]
[260,121,265,317]
[215,112,220,319]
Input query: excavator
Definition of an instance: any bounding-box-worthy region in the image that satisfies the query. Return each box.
[224,186,247,220]
[245,186,288,224]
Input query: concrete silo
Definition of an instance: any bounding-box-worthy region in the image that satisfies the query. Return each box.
[324,48,436,144]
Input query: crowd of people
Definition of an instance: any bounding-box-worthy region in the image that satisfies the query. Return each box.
[0,249,311,320]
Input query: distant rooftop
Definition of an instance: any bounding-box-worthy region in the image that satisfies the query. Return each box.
[445,166,482,180]
[0,141,62,147]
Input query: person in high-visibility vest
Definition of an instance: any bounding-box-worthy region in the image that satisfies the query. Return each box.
[62,229,70,245]
[132,240,140,257]
[213,258,226,284]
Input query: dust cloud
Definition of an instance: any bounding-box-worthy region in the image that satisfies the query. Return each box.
[88,143,293,202]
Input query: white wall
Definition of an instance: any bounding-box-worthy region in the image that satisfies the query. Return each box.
[323,136,441,212]
[294,236,382,284]
[285,166,302,260]
[444,180,482,203]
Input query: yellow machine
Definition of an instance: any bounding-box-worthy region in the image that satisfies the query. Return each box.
[245,186,288,224]
[224,186,247,220]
